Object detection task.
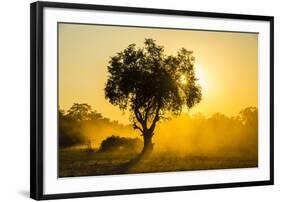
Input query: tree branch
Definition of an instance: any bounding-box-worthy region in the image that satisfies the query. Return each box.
[133,107,147,132]
[144,99,154,123]
[133,122,143,133]
[148,102,161,134]
[134,108,143,124]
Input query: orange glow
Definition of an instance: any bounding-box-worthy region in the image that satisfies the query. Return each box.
[59,23,258,124]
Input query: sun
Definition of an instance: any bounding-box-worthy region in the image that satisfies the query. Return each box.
[179,66,207,89]
[180,75,187,84]
[195,65,209,92]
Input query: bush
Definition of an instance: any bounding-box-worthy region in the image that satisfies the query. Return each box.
[99,135,142,152]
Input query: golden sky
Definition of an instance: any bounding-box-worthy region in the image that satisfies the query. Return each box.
[59,23,258,124]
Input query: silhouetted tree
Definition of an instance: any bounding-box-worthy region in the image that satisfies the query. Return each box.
[105,39,202,155]
[239,107,258,126]
[66,103,103,121]
[59,105,84,147]
[59,103,105,148]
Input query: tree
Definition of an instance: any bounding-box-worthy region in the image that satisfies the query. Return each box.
[59,103,104,148]
[59,106,86,148]
[105,39,202,155]
[66,103,103,121]
[239,107,258,126]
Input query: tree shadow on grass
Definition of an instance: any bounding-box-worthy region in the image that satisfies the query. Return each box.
[114,151,152,174]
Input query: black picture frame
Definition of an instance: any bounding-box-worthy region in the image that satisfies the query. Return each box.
[30,1,274,200]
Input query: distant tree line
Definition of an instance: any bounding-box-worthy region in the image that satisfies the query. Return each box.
[59,103,258,158]
[59,103,119,148]
[154,106,258,158]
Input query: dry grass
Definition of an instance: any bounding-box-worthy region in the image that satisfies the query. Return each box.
[59,148,257,177]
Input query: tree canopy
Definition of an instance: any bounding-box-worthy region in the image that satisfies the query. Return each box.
[105,38,202,154]
[66,103,103,121]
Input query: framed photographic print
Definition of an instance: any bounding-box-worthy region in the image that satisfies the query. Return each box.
[30,1,274,200]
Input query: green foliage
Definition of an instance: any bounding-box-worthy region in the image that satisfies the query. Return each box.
[105,38,202,142]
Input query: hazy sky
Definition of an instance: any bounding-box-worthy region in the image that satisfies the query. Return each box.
[59,23,258,124]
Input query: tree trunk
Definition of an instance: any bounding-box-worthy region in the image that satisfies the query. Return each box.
[141,132,154,156]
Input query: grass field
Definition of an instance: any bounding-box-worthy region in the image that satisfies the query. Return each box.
[59,148,258,177]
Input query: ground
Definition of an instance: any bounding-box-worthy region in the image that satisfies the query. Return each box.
[59,148,258,177]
